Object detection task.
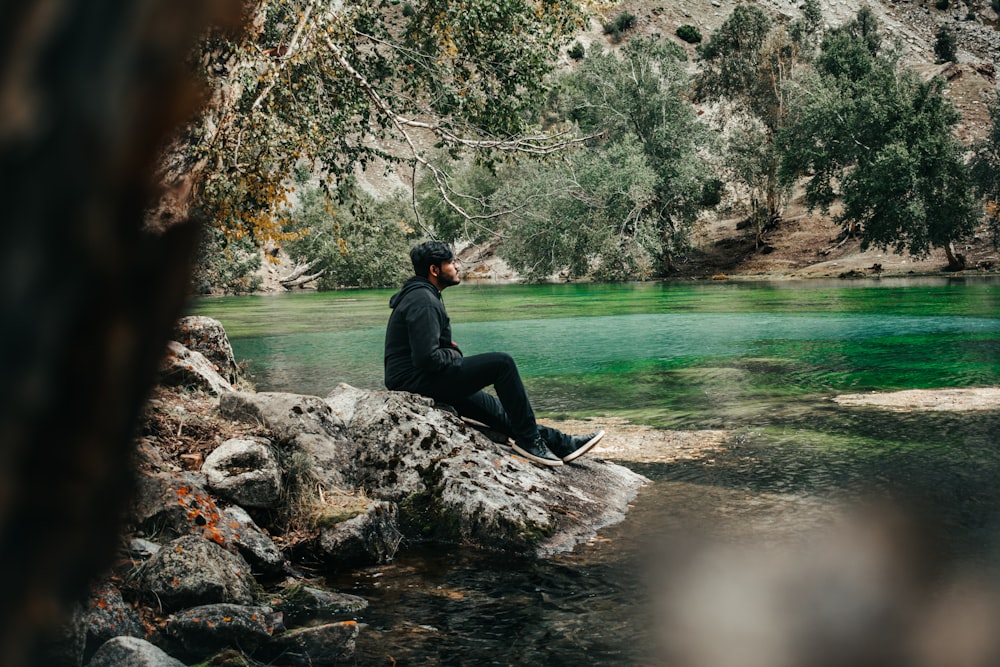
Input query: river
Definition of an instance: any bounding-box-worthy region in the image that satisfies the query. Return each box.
[191,277,1000,665]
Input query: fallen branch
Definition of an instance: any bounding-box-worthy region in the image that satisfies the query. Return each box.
[281,270,325,289]
[279,259,320,283]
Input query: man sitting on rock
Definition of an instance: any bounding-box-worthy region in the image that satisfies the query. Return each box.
[384,241,604,467]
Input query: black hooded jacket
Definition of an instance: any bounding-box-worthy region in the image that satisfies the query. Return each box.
[384,276,463,392]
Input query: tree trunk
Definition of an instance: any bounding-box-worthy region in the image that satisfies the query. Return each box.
[944,242,966,271]
[0,2,241,664]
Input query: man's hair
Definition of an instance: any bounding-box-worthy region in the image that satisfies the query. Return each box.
[410,241,455,278]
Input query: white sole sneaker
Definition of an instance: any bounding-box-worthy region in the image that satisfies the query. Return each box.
[563,430,606,463]
[511,442,564,467]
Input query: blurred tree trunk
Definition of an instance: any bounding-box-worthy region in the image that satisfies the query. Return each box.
[0,1,240,663]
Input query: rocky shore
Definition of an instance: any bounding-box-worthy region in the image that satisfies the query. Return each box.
[48,317,648,666]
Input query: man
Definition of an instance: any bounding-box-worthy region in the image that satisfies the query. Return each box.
[384,241,604,467]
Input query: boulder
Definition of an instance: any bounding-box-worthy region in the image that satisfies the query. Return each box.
[220,505,285,575]
[137,535,259,613]
[131,469,284,574]
[326,386,648,556]
[88,636,185,667]
[264,621,360,665]
[317,500,400,567]
[203,437,283,509]
[173,316,239,384]
[84,581,143,655]
[272,585,368,626]
[159,340,233,395]
[166,603,283,659]
[220,391,357,490]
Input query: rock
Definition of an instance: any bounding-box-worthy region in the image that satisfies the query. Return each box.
[173,316,240,384]
[265,621,360,665]
[272,584,368,626]
[326,386,649,556]
[84,581,143,655]
[317,500,401,567]
[221,391,357,490]
[166,603,283,659]
[126,538,161,560]
[88,636,185,667]
[137,535,259,613]
[203,437,283,508]
[159,340,233,395]
[220,505,286,575]
[131,470,224,542]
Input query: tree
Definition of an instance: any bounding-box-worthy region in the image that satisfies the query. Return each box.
[550,39,714,276]
[284,181,417,289]
[934,25,957,63]
[971,93,1000,242]
[157,0,589,289]
[696,4,821,245]
[780,10,977,269]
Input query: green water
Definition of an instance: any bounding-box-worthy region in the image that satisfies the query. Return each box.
[191,277,1000,665]
[191,276,1000,426]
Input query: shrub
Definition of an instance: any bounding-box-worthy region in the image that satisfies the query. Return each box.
[614,11,637,32]
[603,11,637,42]
[935,0,949,9]
[401,2,415,17]
[676,25,703,44]
[934,26,957,63]
[192,227,263,295]
[568,41,585,60]
[994,0,1000,13]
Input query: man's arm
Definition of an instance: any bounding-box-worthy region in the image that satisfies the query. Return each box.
[405,296,463,374]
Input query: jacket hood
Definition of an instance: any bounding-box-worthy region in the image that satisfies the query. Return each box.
[389,276,438,309]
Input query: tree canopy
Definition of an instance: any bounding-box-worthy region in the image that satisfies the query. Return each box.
[779,11,977,267]
[168,0,589,290]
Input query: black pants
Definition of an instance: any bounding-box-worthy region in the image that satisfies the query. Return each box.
[416,352,572,450]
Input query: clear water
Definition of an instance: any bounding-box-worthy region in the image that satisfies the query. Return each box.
[190,277,1000,665]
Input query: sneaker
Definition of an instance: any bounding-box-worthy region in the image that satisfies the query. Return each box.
[557,430,605,463]
[511,436,564,467]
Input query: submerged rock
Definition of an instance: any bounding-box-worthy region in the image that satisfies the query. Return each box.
[272,584,368,626]
[317,500,401,566]
[264,621,360,665]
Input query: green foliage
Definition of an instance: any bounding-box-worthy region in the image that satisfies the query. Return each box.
[971,93,1000,240]
[516,40,710,279]
[994,0,1000,13]
[934,26,957,63]
[568,41,585,60]
[935,0,950,9]
[191,226,262,295]
[186,0,586,284]
[416,158,503,245]
[779,12,977,259]
[602,11,637,42]
[696,3,817,236]
[676,25,702,44]
[284,182,417,289]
